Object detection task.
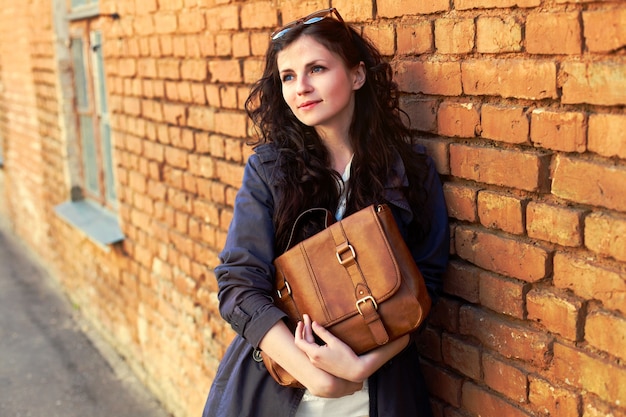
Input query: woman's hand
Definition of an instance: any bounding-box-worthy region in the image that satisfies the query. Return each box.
[295,314,410,383]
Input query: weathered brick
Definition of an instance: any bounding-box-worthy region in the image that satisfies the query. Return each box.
[529,376,580,417]
[527,287,583,341]
[363,23,395,56]
[444,260,481,304]
[526,12,581,54]
[477,190,525,235]
[588,114,626,159]
[450,143,551,192]
[444,182,479,222]
[434,18,475,54]
[437,102,479,138]
[462,59,557,100]
[553,342,626,405]
[476,16,522,53]
[526,202,584,247]
[400,97,437,133]
[442,334,481,379]
[561,62,626,106]
[479,271,526,319]
[421,362,463,408]
[480,105,529,144]
[394,60,462,96]
[585,212,626,262]
[377,0,449,17]
[460,306,552,367]
[483,353,527,403]
[552,155,626,213]
[397,20,433,55]
[530,109,586,153]
[553,253,626,315]
[455,226,550,282]
[585,308,626,362]
[583,9,626,53]
[463,382,534,417]
[456,0,540,9]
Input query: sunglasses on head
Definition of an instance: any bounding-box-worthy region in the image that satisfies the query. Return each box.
[271,8,345,41]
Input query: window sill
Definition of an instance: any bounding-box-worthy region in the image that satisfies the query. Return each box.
[68,4,100,20]
[54,200,124,251]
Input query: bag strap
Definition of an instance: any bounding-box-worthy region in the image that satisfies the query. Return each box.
[284,207,335,251]
[328,207,390,346]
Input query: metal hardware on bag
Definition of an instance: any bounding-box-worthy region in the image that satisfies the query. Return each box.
[356,295,378,315]
[276,280,291,299]
[336,244,356,265]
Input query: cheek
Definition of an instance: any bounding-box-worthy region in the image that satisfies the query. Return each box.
[281,85,296,109]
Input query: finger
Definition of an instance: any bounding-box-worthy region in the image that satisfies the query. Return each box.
[311,321,337,345]
[303,314,315,343]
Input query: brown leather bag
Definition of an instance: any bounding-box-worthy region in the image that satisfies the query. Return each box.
[262,204,432,388]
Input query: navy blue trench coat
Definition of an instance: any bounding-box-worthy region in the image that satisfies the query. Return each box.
[202,143,449,417]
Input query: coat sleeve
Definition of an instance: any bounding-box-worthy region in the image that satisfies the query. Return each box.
[214,153,287,348]
[411,155,449,304]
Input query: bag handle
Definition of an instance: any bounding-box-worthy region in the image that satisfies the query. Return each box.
[284,207,335,251]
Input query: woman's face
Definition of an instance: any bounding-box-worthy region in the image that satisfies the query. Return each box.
[276,35,365,135]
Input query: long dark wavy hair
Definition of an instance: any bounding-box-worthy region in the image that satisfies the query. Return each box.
[246,17,431,253]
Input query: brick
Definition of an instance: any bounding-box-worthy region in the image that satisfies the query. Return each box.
[526,12,581,54]
[479,272,526,319]
[208,60,241,83]
[393,60,462,96]
[177,12,206,34]
[476,16,522,53]
[181,59,207,81]
[456,0,540,9]
[460,306,552,367]
[561,62,626,106]
[434,18,475,54]
[214,111,247,138]
[157,59,180,80]
[142,99,163,122]
[240,1,277,29]
[462,59,557,100]
[483,353,527,403]
[377,0,449,17]
[443,182,479,223]
[415,327,442,362]
[154,14,178,34]
[553,342,626,405]
[428,297,461,333]
[332,0,373,22]
[437,102,479,138]
[585,308,626,362]
[455,226,550,282]
[415,137,450,175]
[363,23,395,56]
[583,9,626,53]
[586,212,626,262]
[163,103,187,126]
[552,155,626,213]
[164,146,188,169]
[583,399,626,417]
[187,106,215,130]
[397,20,433,55]
[477,190,525,235]
[463,382,534,417]
[421,362,463,408]
[588,114,626,159]
[134,15,154,36]
[530,109,586,153]
[480,105,529,144]
[442,334,481,379]
[529,376,580,417]
[444,260,480,304]
[553,253,626,315]
[135,0,158,13]
[123,96,141,116]
[400,97,437,133]
[450,143,551,192]
[526,202,584,247]
[527,287,583,341]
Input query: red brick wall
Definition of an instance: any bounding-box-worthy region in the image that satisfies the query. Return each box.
[1,1,625,416]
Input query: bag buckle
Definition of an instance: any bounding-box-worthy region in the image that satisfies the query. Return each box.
[356,295,378,315]
[336,244,356,265]
[276,280,292,299]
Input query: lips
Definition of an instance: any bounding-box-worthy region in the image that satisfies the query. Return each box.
[298,100,321,109]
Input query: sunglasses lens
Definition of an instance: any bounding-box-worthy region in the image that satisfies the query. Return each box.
[303,16,324,25]
[271,8,343,41]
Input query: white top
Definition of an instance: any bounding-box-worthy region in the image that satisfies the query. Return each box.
[295,155,369,417]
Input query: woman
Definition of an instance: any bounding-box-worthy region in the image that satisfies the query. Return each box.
[202,8,449,417]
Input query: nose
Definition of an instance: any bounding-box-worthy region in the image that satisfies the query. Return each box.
[296,75,312,95]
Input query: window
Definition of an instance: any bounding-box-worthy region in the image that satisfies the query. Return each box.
[52,0,123,248]
[70,18,116,207]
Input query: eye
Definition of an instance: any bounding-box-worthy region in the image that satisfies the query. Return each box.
[311,65,325,74]
[281,73,294,83]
